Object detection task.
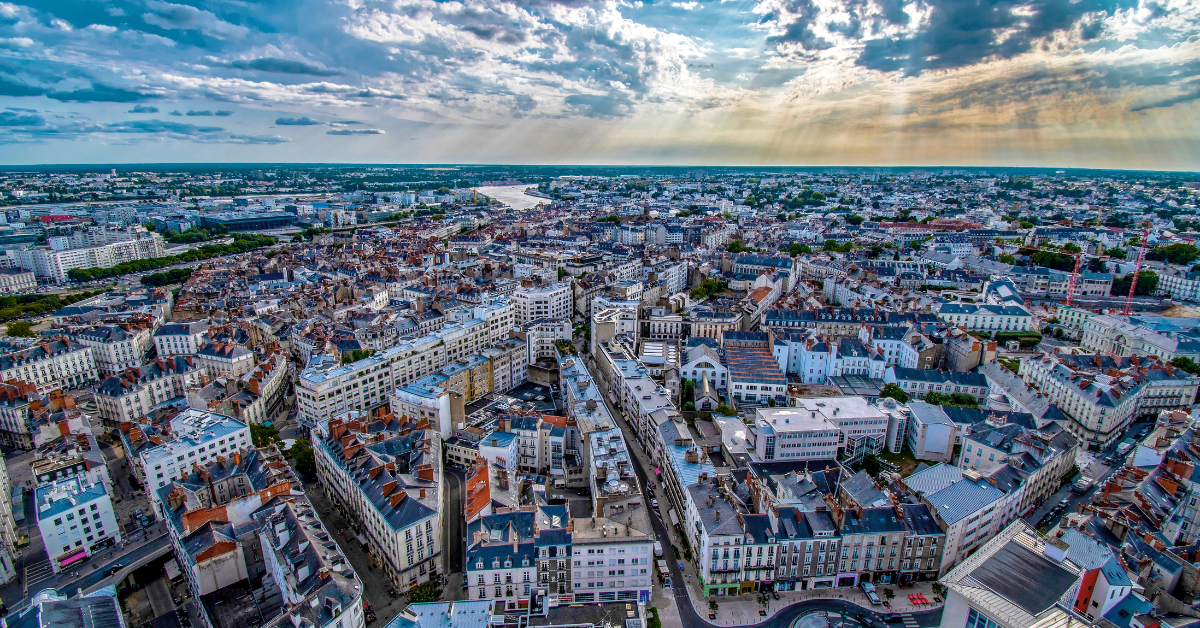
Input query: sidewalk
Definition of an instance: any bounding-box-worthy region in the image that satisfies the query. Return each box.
[673,576,942,626]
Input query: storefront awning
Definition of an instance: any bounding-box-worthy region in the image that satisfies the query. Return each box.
[59,550,87,568]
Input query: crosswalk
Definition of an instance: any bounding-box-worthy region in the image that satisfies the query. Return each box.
[900,614,921,628]
[25,559,53,589]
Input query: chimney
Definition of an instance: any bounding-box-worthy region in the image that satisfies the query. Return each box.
[1044,537,1068,562]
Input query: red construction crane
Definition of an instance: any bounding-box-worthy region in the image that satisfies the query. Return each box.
[1015,243,1084,305]
[1122,221,1151,316]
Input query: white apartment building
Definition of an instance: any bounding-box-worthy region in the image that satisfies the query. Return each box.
[794,396,893,461]
[0,459,17,583]
[74,324,152,376]
[314,417,444,590]
[0,339,97,394]
[456,298,516,345]
[935,303,1033,332]
[511,282,572,324]
[17,231,164,283]
[94,356,207,424]
[296,318,489,427]
[1081,314,1200,362]
[255,500,366,628]
[0,267,36,293]
[1019,353,1199,448]
[904,464,1012,574]
[153,322,210,357]
[34,476,121,573]
[137,409,251,493]
[1154,266,1200,302]
[570,520,655,604]
[752,408,841,462]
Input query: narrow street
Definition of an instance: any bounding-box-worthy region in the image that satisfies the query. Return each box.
[579,352,944,628]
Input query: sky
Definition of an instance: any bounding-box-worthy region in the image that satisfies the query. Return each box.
[0,0,1198,168]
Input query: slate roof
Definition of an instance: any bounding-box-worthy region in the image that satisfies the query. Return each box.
[8,590,123,628]
[925,476,1006,525]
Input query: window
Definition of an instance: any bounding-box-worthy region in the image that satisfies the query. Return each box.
[966,609,1001,628]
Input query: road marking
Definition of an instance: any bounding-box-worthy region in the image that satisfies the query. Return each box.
[901,615,921,628]
[25,560,53,588]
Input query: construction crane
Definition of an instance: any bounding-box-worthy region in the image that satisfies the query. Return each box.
[1122,221,1152,316]
[471,187,480,204]
[1014,242,1085,306]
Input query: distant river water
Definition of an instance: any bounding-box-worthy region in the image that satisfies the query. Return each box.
[475,185,543,210]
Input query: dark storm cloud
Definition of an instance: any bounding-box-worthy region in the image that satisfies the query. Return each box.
[853,0,1130,75]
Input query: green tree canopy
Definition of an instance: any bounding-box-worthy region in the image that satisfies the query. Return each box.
[5,321,34,337]
[879,383,909,403]
[1111,270,1158,297]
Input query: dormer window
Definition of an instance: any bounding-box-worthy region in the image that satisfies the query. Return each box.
[522,558,529,567]
[493,558,500,569]
[476,561,484,570]
[504,558,512,568]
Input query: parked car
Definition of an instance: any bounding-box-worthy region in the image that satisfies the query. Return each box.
[103,563,125,578]
[650,498,658,509]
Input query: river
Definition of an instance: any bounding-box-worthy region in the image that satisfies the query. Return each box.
[475,185,544,210]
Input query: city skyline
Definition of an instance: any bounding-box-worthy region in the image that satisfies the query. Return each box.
[0,0,1197,168]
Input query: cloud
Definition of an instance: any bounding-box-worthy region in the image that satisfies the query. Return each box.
[0,37,34,49]
[1131,88,1200,112]
[129,105,159,113]
[671,2,701,9]
[49,84,157,103]
[328,120,362,126]
[104,120,224,134]
[565,93,633,118]
[0,111,43,126]
[227,58,339,76]
[326,128,384,135]
[141,1,250,40]
[227,134,291,144]
[275,116,321,125]
[169,110,183,116]
[215,110,232,116]
[186,110,214,116]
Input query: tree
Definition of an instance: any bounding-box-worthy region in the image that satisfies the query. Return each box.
[5,321,34,337]
[1111,271,1158,297]
[922,392,979,408]
[1086,257,1107,272]
[286,438,316,479]
[408,580,442,603]
[846,214,865,226]
[714,404,736,416]
[142,222,156,231]
[879,383,909,403]
[558,267,566,281]
[1170,356,1200,375]
[250,423,280,448]
[1149,243,1200,266]
[999,253,1017,265]
[860,454,882,476]
[1106,247,1127,260]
